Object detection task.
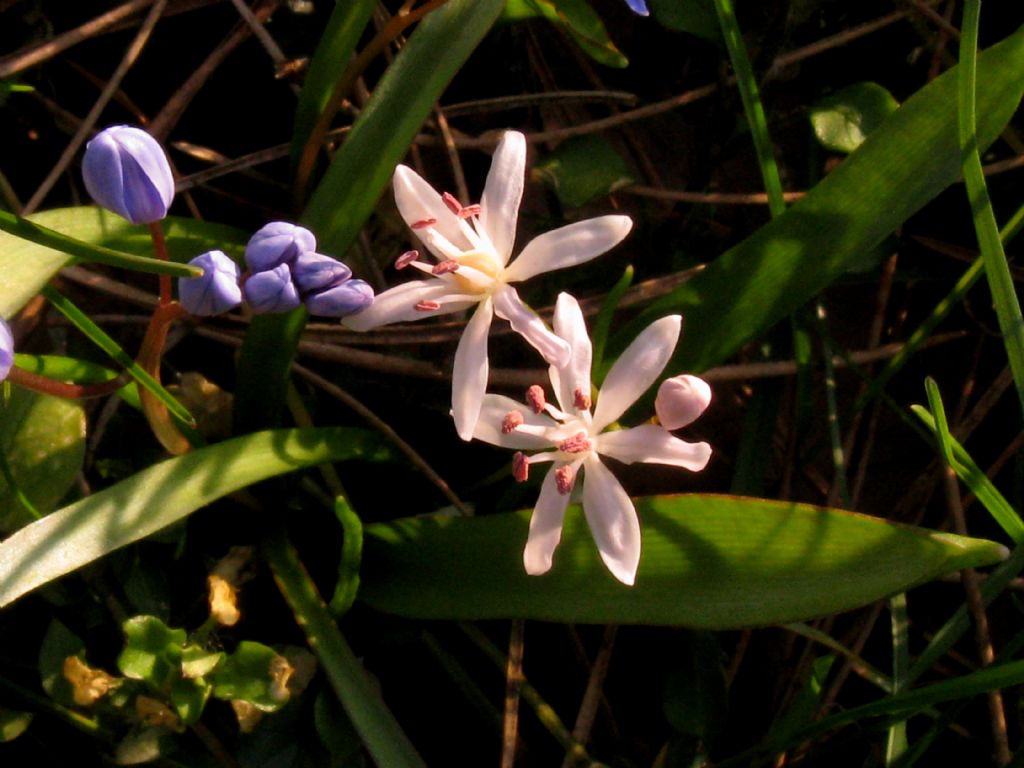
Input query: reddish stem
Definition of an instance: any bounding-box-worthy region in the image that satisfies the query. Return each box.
[149,220,171,305]
[6,366,129,399]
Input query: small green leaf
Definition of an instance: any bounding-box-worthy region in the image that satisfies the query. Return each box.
[181,645,224,680]
[810,82,900,153]
[0,388,85,530]
[114,726,176,765]
[360,494,1007,627]
[532,135,634,208]
[330,497,364,617]
[0,709,33,742]
[118,616,187,687]
[515,0,629,68]
[211,641,292,711]
[648,0,720,41]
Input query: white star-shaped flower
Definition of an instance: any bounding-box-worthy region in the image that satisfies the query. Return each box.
[472,293,712,585]
[343,131,632,440]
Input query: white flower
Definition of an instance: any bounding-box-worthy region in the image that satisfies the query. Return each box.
[472,293,712,586]
[342,131,633,441]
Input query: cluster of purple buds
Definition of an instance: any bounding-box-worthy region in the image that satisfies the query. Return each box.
[177,222,373,318]
[0,318,13,382]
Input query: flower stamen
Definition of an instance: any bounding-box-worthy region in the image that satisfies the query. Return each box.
[458,204,481,219]
[502,411,525,434]
[432,260,460,275]
[558,432,591,454]
[442,192,463,215]
[411,218,437,230]
[555,465,576,495]
[512,452,529,482]
[574,387,591,410]
[526,385,546,414]
[395,250,419,269]
[415,300,441,311]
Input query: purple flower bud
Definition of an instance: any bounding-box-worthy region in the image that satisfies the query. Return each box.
[292,252,352,294]
[82,125,175,224]
[625,0,649,14]
[0,318,13,382]
[305,279,374,318]
[244,263,301,314]
[244,222,316,272]
[178,250,243,316]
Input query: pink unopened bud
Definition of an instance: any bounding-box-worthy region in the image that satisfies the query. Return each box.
[655,374,712,430]
[512,452,529,482]
[526,385,546,414]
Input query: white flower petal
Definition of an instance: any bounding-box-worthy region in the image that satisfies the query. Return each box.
[473,395,556,450]
[581,456,641,586]
[524,467,571,575]
[493,286,570,367]
[480,131,526,264]
[597,424,711,471]
[592,315,681,431]
[451,299,494,441]
[550,293,592,414]
[393,165,472,257]
[503,215,633,283]
[342,281,471,330]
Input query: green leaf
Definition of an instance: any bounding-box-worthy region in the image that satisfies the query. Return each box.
[0,427,391,608]
[0,388,85,530]
[648,0,720,41]
[118,616,187,687]
[508,0,629,68]
[330,496,363,617]
[181,645,224,680]
[663,631,727,741]
[611,27,1024,374]
[0,207,243,318]
[531,134,634,208]
[114,726,176,766]
[236,0,504,431]
[211,641,291,711]
[810,82,900,153]
[290,0,377,173]
[359,494,1007,627]
[38,619,86,707]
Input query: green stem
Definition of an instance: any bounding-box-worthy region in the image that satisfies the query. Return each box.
[263,528,426,768]
[959,0,1024,420]
[0,209,199,277]
[711,0,786,217]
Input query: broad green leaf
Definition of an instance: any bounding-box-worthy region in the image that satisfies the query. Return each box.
[211,641,291,711]
[290,0,377,173]
[0,427,391,608]
[236,0,504,431]
[532,134,634,208]
[810,82,900,153]
[504,0,628,68]
[0,207,244,318]
[359,494,1007,627]
[0,388,85,530]
[648,0,720,41]
[612,27,1024,374]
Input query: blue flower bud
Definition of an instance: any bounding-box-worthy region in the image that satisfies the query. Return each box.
[244,222,316,272]
[0,318,13,382]
[625,0,648,14]
[178,250,243,316]
[82,125,175,224]
[244,263,301,314]
[305,278,374,318]
[292,251,352,294]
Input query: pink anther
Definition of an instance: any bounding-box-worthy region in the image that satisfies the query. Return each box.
[555,465,576,495]
[432,260,460,275]
[502,411,525,434]
[573,387,592,410]
[526,385,546,414]
[512,452,529,482]
[458,204,481,219]
[411,217,437,230]
[558,432,591,454]
[395,250,419,269]
[442,192,463,215]
[415,300,441,311]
